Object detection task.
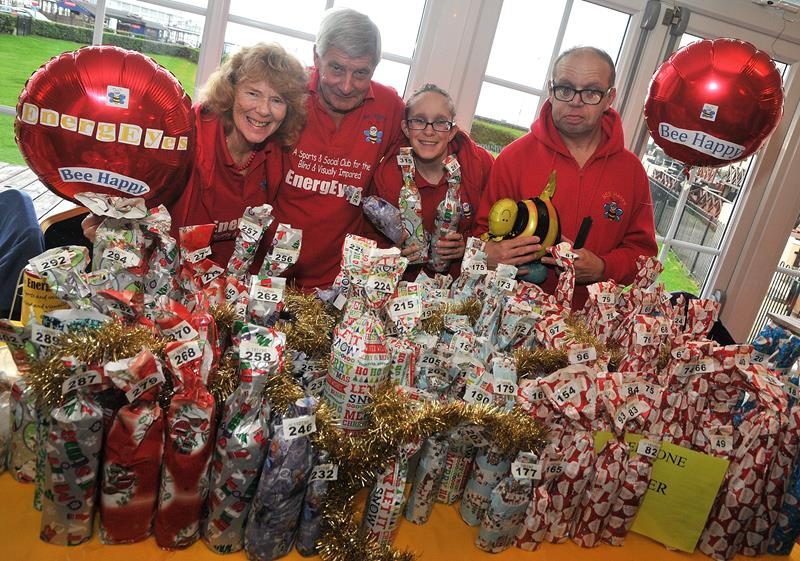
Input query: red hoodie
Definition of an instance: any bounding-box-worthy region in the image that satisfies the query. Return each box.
[372,130,494,278]
[474,100,657,309]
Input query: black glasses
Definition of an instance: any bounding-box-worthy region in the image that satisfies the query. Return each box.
[550,82,612,105]
[405,118,454,132]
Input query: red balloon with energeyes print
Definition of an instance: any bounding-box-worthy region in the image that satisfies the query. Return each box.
[15,45,193,206]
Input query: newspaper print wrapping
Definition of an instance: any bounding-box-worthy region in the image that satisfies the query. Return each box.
[244,398,316,561]
[39,391,103,545]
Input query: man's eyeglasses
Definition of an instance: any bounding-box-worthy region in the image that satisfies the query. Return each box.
[405,118,454,132]
[550,82,612,105]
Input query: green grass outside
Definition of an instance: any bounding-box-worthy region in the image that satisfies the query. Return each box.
[659,244,701,295]
[0,34,197,164]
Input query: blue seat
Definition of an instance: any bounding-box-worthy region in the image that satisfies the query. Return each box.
[0,189,45,320]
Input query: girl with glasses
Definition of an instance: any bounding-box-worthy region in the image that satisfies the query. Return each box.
[371,83,494,279]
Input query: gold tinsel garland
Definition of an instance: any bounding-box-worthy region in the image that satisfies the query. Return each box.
[25,321,165,408]
[513,314,625,377]
[420,297,482,334]
[23,313,548,561]
[276,290,338,364]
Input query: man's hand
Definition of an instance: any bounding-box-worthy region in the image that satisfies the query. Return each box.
[81,213,103,243]
[542,245,605,284]
[433,231,465,261]
[484,236,542,269]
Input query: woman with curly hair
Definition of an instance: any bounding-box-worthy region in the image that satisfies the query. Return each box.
[84,42,308,266]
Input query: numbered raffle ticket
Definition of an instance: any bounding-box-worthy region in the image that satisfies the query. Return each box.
[100,350,165,544]
[154,339,216,549]
[203,355,272,553]
[244,399,315,561]
[39,391,104,545]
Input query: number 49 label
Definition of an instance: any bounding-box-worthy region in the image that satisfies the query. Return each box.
[283,415,317,440]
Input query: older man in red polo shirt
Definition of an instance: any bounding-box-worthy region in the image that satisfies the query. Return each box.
[271,8,405,290]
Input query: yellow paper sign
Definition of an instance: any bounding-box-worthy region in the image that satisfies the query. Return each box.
[631,441,729,552]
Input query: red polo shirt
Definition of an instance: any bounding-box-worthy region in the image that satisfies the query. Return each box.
[271,69,405,290]
[169,104,285,266]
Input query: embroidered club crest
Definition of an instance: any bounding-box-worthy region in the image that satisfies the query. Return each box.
[364,125,383,144]
[604,200,623,221]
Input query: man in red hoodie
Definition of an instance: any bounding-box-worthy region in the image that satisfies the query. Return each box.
[474,46,657,309]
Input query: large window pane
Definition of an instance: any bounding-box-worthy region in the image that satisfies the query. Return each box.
[229,0,326,34]
[372,59,411,98]
[475,84,539,130]
[560,1,629,62]
[334,0,425,59]
[224,24,315,67]
[476,0,630,142]
[484,0,567,88]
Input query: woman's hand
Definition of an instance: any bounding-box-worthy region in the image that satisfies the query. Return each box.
[81,213,103,243]
[434,231,465,260]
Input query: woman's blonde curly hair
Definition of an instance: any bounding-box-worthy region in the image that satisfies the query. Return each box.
[200,42,308,147]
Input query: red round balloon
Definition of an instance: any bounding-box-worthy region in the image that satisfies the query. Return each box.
[645,38,783,167]
[15,45,193,205]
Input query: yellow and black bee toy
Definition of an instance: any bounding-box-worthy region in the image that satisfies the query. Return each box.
[482,170,560,283]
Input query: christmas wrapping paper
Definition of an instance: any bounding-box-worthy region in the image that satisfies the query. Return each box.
[244,398,316,561]
[154,339,216,549]
[295,449,332,557]
[39,390,104,545]
[476,470,532,552]
[405,435,449,524]
[460,443,511,526]
[99,349,165,544]
[202,338,275,554]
